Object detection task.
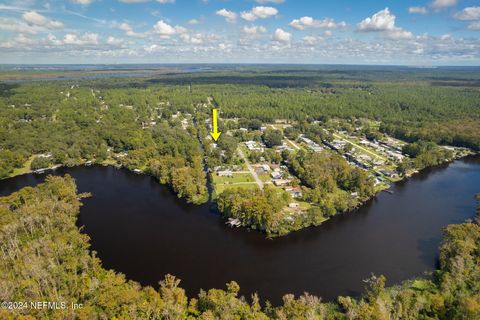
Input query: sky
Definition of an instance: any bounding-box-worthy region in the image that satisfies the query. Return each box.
[0,0,479,65]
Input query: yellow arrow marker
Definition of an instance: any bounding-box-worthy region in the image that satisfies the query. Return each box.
[210,108,222,141]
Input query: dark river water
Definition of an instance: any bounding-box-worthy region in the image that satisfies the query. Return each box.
[1,156,479,304]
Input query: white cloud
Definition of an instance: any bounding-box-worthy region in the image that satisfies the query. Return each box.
[409,7,428,14]
[15,33,35,45]
[188,19,200,25]
[179,32,220,45]
[216,9,237,23]
[0,17,43,34]
[240,25,267,42]
[289,17,346,30]
[153,20,176,35]
[440,34,452,41]
[241,6,278,21]
[63,32,100,45]
[153,20,187,37]
[468,21,480,30]
[255,0,284,3]
[42,32,101,47]
[23,11,64,29]
[2,30,480,65]
[46,33,62,46]
[119,22,145,38]
[157,0,175,3]
[273,28,291,42]
[453,7,480,20]
[302,35,323,46]
[430,0,457,10]
[357,8,395,31]
[0,34,33,48]
[70,0,94,5]
[180,33,202,44]
[242,25,267,35]
[357,8,413,39]
[388,28,415,40]
[107,36,124,45]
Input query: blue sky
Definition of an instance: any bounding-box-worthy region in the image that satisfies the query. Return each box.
[0,0,479,65]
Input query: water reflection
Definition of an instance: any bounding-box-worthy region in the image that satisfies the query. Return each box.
[0,156,478,304]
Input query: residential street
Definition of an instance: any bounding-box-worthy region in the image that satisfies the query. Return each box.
[237,148,264,190]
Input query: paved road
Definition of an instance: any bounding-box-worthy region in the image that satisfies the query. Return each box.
[237,148,264,190]
[331,132,387,161]
[286,138,300,150]
[269,124,300,150]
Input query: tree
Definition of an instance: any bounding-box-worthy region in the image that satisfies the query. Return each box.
[284,126,299,140]
[30,156,51,170]
[0,150,24,178]
[262,128,283,148]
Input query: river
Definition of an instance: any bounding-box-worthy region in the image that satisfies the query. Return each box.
[0,156,479,304]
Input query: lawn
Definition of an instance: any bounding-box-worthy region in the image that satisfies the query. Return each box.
[9,155,35,178]
[258,173,271,182]
[212,173,255,184]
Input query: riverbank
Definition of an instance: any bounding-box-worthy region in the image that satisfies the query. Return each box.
[4,151,478,240]
[1,165,478,317]
[216,148,478,237]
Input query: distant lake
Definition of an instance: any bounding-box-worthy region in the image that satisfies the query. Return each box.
[1,155,479,304]
[0,65,213,82]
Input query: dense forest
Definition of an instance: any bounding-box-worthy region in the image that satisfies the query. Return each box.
[1,68,479,237]
[0,176,478,319]
[1,68,480,176]
[0,81,209,204]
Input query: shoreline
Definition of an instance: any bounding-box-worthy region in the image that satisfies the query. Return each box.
[3,152,478,238]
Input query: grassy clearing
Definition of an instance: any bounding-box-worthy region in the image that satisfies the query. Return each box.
[212,173,255,184]
[9,155,35,178]
[101,158,117,166]
[258,173,271,182]
[298,201,311,209]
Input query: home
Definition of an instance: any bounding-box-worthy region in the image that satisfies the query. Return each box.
[115,151,128,159]
[381,170,399,179]
[357,154,372,162]
[245,141,262,151]
[331,140,347,150]
[217,170,233,177]
[300,136,314,145]
[38,152,52,158]
[285,186,303,198]
[271,171,282,179]
[277,143,293,152]
[273,179,290,186]
[309,145,323,152]
[181,119,188,129]
[260,164,271,172]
